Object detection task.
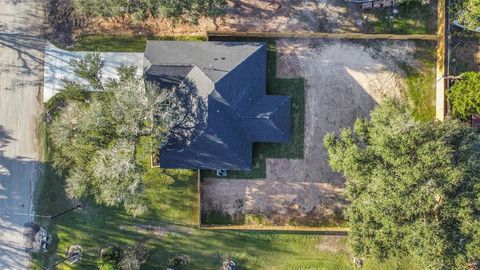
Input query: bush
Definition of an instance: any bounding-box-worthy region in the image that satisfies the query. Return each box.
[98,246,121,270]
[447,72,480,120]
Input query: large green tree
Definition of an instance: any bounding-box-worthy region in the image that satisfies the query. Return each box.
[453,0,480,30]
[73,0,227,23]
[447,72,480,120]
[324,100,480,270]
[48,53,177,215]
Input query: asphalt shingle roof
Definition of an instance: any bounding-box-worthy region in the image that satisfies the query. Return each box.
[144,41,291,170]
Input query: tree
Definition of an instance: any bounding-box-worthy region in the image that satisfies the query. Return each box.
[118,245,148,270]
[98,245,147,270]
[48,53,177,215]
[447,72,480,120]
[453,0,480,30]
[324,100,480,270]
[70,52,104,89]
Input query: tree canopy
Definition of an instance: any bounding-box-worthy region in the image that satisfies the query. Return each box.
[447,72,480,120]
[324,100,480,270]
[452,0,480,30]
[72,0,227,23]
[47,53,177,215]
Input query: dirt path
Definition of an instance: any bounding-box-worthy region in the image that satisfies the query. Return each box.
[0,0,46,268]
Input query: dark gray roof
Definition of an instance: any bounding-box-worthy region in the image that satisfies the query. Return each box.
[144,41,263,83]
[145,65,193,89]
[144,41,291,171]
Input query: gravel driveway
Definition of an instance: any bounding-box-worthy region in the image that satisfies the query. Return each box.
[0,0,45,268]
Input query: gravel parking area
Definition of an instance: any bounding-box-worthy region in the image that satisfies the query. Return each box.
[202,39,419,226]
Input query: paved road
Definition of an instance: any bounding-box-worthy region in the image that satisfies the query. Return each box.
[0,0,45,269]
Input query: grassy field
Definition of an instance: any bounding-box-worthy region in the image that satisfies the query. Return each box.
[60,35,207,52]
[34,123,418,270]
[366,3,437,35]
[398,41,437,121]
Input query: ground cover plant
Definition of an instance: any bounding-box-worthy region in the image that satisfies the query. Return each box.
[451,0,480,30]
[447,71,480,120]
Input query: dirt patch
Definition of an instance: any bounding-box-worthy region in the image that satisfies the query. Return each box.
[202,179,346,225]
[119,224,192,239]
[62,0,365,39]
[268,39,413,184]
[202,39,419,226]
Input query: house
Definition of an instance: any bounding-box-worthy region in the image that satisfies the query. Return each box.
[144,41,291,171]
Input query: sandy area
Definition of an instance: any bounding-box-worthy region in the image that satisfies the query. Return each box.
[268,39,414,183]
[202,39,419,226]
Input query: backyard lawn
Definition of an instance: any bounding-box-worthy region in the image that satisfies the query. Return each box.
[34,124,417,270]
[400,41,437,121]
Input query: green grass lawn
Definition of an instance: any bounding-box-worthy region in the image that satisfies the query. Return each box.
[35,124,418,270]
[62,35,207,52]
[398,41,437,121]
[366,3,437,35]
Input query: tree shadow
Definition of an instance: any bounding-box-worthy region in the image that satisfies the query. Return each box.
[0,126,41,269]
[0,2,46,93]
[162,79,208,152]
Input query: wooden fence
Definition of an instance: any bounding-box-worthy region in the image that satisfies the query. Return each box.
[436,0,449,121]
[207,31,437,41]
